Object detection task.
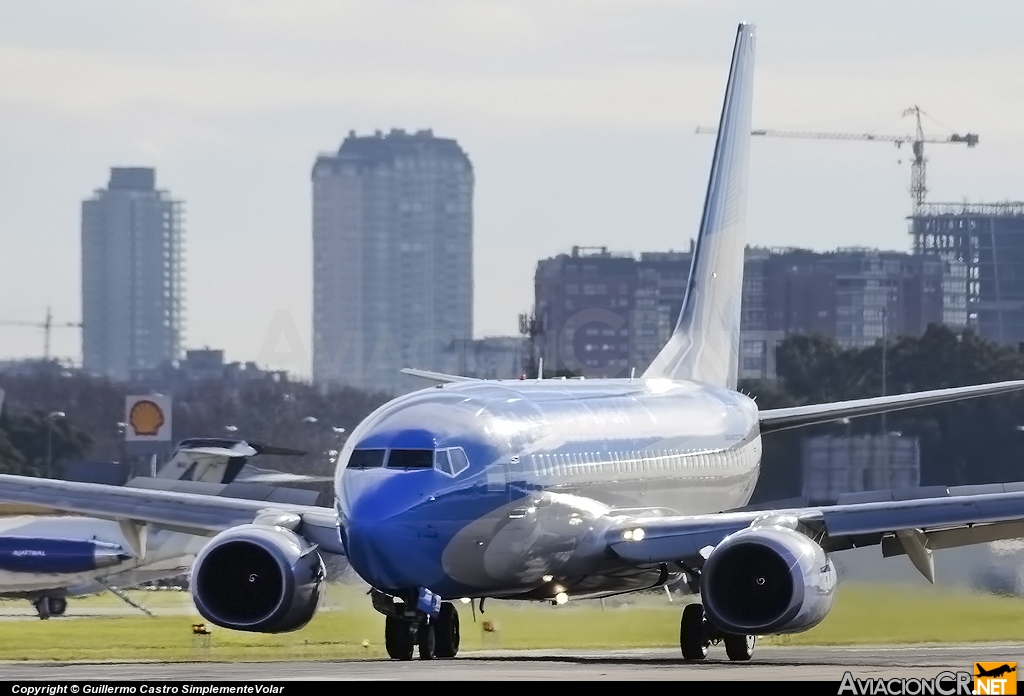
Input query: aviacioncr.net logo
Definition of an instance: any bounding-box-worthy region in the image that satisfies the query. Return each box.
[838,671,973,695]
[974,663,1017,695]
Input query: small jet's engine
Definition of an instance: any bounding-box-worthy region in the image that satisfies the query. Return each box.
[191,523,325,633]
[700,518,836,636]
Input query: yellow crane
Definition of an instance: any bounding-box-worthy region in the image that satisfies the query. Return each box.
[697,106,978,213]
[0,307,82,361]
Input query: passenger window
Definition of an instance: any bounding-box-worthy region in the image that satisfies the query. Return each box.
[348,449,386,469]
[387,449,434,469]
[434,449,453,476]
[448,448,470,476]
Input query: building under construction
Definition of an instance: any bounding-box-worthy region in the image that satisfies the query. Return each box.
[911,202,1024,348]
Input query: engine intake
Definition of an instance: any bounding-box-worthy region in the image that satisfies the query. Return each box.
[191,524,325,633]
[700,521,835,635]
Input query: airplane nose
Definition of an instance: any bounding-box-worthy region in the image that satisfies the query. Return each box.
[339,471,447,591]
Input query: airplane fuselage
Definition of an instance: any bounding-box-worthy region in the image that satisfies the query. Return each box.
[336,377,761,600]
[0,515,203,595]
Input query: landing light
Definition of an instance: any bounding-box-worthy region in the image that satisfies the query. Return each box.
[542,575,553,582]
[555,592,568,605]
[622,528,645,542]
[459,597,471,604]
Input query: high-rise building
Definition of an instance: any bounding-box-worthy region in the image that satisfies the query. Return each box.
[529,245,967,380]
[312,129,473,393]
[81,168,184,381]
[911,203,1024,347]
[532,246,636,377]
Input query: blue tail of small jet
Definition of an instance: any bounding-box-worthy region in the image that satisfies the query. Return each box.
[643,23,755,389]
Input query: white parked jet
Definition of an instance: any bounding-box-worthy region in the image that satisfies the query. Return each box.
[1,23,1024,660]
[0,438,317,618]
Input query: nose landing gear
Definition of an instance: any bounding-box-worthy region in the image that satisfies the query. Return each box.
[679,602,755,662]
[374,589,461,661]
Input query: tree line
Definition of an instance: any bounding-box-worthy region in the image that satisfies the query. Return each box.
[0,371,391,480]
[744,325,1024,503]
[3,324,1024,506]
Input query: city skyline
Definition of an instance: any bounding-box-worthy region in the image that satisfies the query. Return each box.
[2,2,1024,378]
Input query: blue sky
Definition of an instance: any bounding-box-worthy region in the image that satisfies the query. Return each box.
[1,1,1022,377]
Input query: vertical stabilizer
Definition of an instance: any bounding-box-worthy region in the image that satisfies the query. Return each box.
[643,23,755,388]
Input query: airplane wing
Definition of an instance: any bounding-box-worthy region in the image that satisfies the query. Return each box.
[758,379,1024,433]
[605,482,1024,583]
[0,474,345,554]
[400,368,480,383]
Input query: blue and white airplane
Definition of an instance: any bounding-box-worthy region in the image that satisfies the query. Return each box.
[3,23,1024,661]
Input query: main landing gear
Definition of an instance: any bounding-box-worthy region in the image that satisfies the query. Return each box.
[32,596,67,620]
[374,590,461,661]
[679,603,755,661]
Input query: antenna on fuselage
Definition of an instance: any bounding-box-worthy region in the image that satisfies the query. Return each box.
[629,367,636,381]
[537,357,544,380]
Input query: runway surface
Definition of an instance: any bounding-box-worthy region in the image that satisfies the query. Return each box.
[1,644,1021,680]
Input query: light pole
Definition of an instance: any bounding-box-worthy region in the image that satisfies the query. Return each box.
[116,421,127,467]
[880,306,888,436]
[45,411,65,478]
[879,305,889,482]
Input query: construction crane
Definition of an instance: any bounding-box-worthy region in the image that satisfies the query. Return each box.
[0,307,82,361]
[696,106,978,213]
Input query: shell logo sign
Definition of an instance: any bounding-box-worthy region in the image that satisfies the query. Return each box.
[124,394,172,442]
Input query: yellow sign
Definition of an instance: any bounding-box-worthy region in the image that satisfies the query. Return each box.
[975,663,1017,695]
[129,400,163,436]
[124,394,172,442]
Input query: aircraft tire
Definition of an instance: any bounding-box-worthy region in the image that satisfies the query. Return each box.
[33,598,51,620]
[724,633,756,661]
[385,616,415,660]
[434,602,460,658]
[417,616,436,660]
[47,597,68,617]
[680,603,709,660]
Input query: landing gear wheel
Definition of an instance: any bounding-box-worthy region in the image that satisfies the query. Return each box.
[724,634,756,661]
[33,598,51,620]
[47,597,67,617]
[435,602,460,658]
[385,616,415,660]
[417,616,436,660]
[680,603,709,660]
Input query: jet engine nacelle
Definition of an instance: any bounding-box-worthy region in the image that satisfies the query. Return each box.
[190,524,324,633]
[700,519,836,635]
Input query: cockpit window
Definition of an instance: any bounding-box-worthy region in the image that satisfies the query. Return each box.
[448,448,470,476]
[433,449,453,476]
[348,449,386,469]
[434,447,470,477]
[387,449,434,469]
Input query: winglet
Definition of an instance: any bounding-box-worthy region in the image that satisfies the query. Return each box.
[643,23,755,389]
[400,368,480,384]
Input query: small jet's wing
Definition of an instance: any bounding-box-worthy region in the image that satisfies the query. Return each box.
[0,474,344,554]
[401,368,480,383]
[150,438,308,485]
[605,483,1024,584]
[249,443,308,457]
[759,379,1024,434]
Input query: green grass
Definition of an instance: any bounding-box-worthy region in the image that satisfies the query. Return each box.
[0,582,1022,661]
[768,583,1024,645]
